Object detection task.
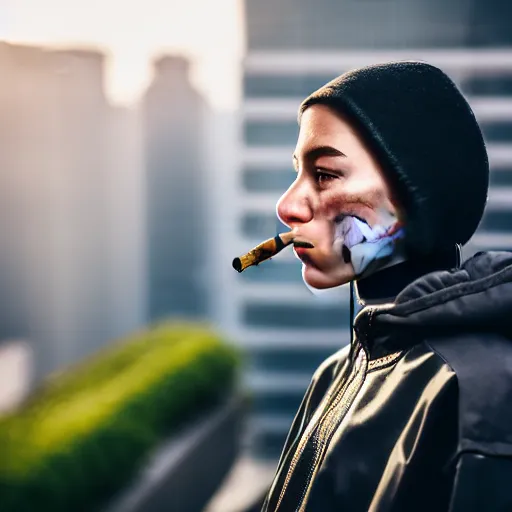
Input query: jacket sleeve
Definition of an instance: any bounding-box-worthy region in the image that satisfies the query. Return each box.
[449,452,512,511]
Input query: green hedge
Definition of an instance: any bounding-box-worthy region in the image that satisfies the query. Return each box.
[0,321,241,512]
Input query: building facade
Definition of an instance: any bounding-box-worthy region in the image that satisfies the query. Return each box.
[0,42,147,383]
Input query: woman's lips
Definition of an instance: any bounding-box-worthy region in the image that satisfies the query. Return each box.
[294,247,320,268]
[294,246,310,258]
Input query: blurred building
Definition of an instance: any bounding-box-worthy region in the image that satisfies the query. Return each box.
[106,105,147,340]
[0,42,147,383]
[143,56,209,322]
[227,0,512,459]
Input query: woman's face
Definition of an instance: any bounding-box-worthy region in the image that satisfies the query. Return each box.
[276,104,404,289]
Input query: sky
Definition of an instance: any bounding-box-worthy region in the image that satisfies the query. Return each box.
[0,0,245,109]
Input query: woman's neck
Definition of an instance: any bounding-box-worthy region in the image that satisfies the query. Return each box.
[351,245,461,318]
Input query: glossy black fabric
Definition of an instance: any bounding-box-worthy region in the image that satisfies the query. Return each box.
[449,453,512,511]
[261,251,512,512]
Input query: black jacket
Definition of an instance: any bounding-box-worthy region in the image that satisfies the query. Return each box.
[261,251,512,512]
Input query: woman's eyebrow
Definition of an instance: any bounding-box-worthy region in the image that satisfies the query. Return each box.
[293,145,347,164]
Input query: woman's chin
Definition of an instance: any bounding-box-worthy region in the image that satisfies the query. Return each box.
[302,263,354,290]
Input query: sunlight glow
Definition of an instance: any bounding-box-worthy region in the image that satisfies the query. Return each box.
[1,0,245,109]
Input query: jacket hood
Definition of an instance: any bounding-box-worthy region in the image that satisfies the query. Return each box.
[374,251,512,336]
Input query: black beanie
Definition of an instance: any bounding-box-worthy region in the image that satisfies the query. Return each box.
[298,61,490,257]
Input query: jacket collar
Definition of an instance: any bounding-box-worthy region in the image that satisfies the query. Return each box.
[350,245,461,357]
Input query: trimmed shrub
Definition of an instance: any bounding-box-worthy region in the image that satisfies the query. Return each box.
[0,321,241,512]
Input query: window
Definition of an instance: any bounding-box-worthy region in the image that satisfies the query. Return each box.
[241,213,287,239]
[251,394,307,417]
[243,303,350,329]
[238,260,303,284]
[244,73,336,98]
[242,168,295,192]
[481,121,512,143]
[250,348,340,373]
[462,75,512,96]
[244,120,298,146]
[490,168,512,187]
[479,210,512,232]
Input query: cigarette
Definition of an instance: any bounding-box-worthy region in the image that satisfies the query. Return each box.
[232,231,314,273]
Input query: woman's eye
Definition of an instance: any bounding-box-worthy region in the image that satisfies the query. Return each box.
[316,171,337,184]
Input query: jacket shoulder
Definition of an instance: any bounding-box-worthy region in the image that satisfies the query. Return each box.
[426,332,512,457]
[312,343,351,384]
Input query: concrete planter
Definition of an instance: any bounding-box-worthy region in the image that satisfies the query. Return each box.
[104,395,245,512]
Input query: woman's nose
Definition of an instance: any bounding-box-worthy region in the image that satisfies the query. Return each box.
[276,182,313,227]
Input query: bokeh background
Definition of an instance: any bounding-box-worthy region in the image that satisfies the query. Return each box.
[1,0,512,510]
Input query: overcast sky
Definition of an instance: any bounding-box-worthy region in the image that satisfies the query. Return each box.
[0,0,245,109]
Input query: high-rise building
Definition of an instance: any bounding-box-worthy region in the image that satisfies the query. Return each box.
[228,0,512,458]
[143,56,209,323]
[0,43,129,381]
[106,105,147,340]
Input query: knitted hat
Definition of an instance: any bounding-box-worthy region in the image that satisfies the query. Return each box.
[298,61,489,257]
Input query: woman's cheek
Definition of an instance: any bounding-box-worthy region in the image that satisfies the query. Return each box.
[319,181,391,220]
[319,196,375,225]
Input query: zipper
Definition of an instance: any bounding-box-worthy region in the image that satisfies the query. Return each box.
[296,347,367,511]
[368,351,403,371]
[271,350,356,511]
[273,342,368,512]
[269,305,396,512]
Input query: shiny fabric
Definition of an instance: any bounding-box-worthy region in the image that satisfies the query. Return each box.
[261,251,512,511]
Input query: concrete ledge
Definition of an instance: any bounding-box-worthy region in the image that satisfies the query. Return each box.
[204,455,276,512]
[105,395,244,512]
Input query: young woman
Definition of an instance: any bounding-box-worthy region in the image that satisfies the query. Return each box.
[260,61,512,512]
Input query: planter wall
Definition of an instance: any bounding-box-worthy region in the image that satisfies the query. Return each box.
[105,395,245,512]
[0,324,242,512]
